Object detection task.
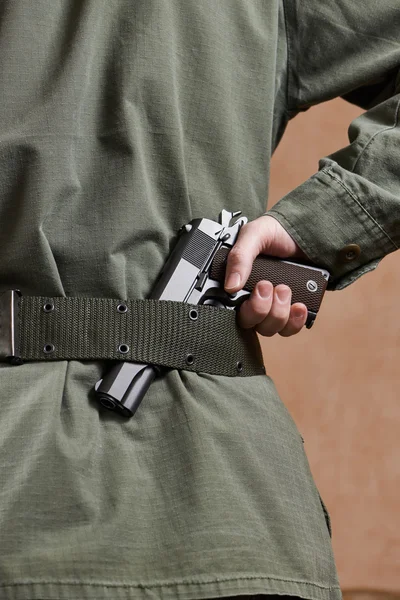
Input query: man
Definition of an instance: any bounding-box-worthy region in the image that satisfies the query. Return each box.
[0,1,398,600]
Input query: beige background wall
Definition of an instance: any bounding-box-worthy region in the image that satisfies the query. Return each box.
[265,99,400,591]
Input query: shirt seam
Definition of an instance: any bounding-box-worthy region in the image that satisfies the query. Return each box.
[0,575,342,591]
[351,94,400,174]
[281,0,294,117]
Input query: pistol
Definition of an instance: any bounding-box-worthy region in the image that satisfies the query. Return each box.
[95,210,329,417]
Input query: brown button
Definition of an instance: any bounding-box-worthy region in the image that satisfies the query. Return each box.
[338,244,361,263]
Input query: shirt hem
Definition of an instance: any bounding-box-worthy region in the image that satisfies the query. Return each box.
[0,575,342,600]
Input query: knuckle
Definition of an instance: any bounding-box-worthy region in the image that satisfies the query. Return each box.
[255,322,277,337]
[240,298,267,324]
[270,304,290,323]
[279,325,297,338]
[256,314,288,337]
[228,246,247,263]
[239,222,250,234]
[279,311,305,337]
[251,307,270,322]
[238,302,256,329]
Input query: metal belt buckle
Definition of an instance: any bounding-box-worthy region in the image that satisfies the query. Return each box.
[0,290,23,365]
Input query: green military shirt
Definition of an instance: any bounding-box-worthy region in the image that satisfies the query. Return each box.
[0,1,398,599]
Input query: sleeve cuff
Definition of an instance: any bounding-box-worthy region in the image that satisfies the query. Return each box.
[266,166,396,290]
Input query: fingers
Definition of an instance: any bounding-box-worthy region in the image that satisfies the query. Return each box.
[279,302,308,337]
[223,215,308,338]
[237,281,274,328]
[238,283,308,337]
[224,223,263,293]
[224,215,303,294]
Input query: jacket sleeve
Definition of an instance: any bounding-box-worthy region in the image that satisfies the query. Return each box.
[266,0,400,290]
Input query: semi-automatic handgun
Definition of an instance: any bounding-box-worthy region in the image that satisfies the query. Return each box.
[95,210,329,418]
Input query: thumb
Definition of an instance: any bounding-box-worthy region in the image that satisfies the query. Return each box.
[224,222,264,292]
[224,215,303,292]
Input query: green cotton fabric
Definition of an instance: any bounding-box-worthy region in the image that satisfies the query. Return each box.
[0,1,398,599]
[267,2,400,289]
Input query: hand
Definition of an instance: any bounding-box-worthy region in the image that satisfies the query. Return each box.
[224,215,308,337]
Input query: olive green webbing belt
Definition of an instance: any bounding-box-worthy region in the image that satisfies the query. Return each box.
[6,294,265,376]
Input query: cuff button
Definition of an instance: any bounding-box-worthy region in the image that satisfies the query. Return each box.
[338,244,361,263]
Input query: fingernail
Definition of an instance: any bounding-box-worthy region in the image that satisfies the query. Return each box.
[276,286,290,302]
[225,272,241,290]
[293,307,305,319]
[258,281,272,299]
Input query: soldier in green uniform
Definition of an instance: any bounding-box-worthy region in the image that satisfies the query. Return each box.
[0,1,399,600]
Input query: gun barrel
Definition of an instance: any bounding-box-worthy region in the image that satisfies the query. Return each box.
[95,362,159,418]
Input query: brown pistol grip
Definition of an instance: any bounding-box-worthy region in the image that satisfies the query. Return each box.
[210,247,329,327]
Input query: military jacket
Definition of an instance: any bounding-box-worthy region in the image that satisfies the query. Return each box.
[0,2,398,600]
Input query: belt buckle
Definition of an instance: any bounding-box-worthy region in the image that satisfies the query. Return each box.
[0,290,23,365]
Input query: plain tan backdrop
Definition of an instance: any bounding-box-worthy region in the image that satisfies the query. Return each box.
[266,99,399,592]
